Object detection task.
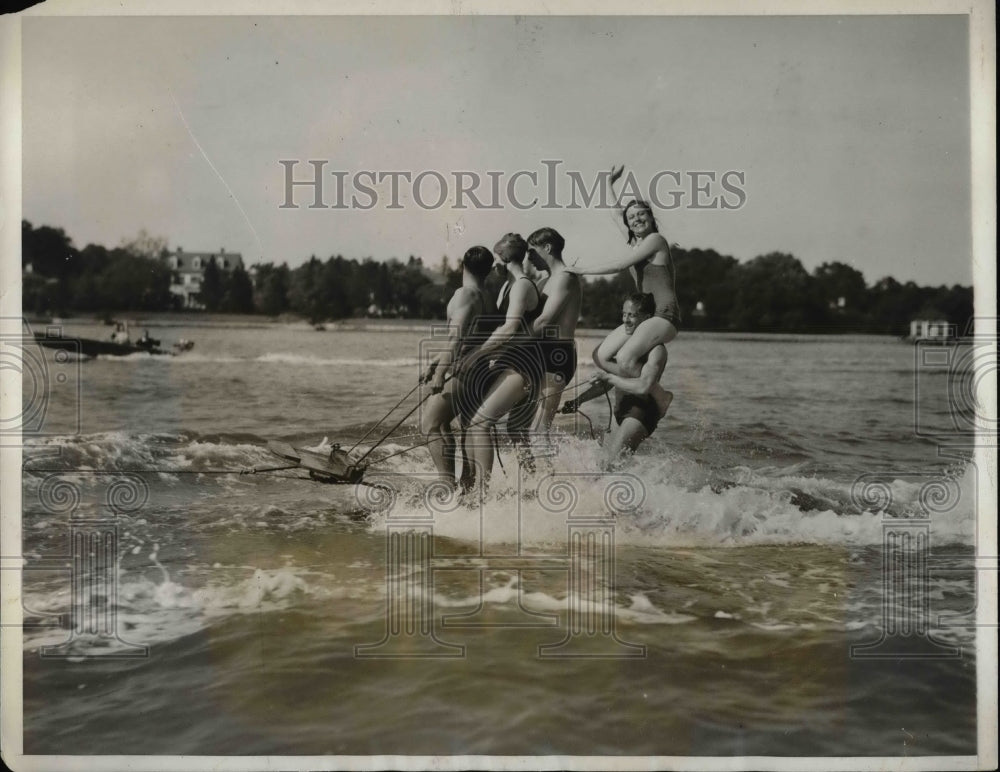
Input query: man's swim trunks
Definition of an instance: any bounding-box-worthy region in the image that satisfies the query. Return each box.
[614,392,662,436]
[493,277,545,396]
[539,338,577,383]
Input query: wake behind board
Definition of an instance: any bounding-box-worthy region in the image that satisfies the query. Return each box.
[267,440,366,484]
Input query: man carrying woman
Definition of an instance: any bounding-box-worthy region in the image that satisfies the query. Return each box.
[561,292,671,466]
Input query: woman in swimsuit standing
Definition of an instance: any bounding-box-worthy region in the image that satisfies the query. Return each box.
[454,233,544,492]
[568,165,678,414]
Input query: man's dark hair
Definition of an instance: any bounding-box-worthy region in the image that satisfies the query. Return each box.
[625,292,656,317]
[527,227,565,256]
[462,246,494,280]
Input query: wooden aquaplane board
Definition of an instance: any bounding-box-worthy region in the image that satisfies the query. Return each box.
[267,440,365,484]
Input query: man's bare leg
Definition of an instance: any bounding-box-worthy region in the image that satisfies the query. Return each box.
[536,373,567,431]
[465,372,531,492]
[601,417,650,469]
[421,393,457,484]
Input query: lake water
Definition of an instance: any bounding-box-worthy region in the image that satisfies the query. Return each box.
[17,319,981,758]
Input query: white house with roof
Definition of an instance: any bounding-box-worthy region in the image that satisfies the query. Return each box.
[908,319,955,342]
[164,248,244,309]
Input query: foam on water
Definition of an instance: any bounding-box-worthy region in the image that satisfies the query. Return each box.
[428,578,700,627]
[19,431,976,653]
[23,431,273,471]
[22,431,976,548]
[93,352,161,362]
[21,561,344,656]
[362,435,976,548]
[21,545,975,656]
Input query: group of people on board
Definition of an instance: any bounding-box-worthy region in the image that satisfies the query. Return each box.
[419,166,680,492]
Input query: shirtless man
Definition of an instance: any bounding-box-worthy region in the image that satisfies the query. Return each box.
[561,293,671,466]
[419,245,497,485]
[526,227,582,430]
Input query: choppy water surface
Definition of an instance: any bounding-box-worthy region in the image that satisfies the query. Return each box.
[20,320,980,757]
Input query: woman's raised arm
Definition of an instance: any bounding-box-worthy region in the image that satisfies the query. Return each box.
[607,164,630,239]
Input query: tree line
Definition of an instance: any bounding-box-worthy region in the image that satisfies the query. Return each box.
[22,220,972,335]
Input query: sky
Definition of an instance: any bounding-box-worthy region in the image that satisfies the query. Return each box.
[19,13,973,287]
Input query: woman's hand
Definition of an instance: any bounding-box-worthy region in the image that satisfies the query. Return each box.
[608,165,628,231]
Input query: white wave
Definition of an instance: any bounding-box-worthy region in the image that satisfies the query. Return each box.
[149,353,245,364]
[94,352,164,362]
[360,435,977,548]
[22,432,274,481]
[21,564,332,655]
[22,429,978,550]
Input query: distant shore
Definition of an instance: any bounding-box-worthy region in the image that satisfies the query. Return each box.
[28,312,449,332]
[25,313,909,343]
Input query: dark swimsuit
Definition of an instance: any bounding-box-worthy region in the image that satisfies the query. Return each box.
[538,338,577,383]
[455,310,502,425]
[456,278,543,425]
[614,393,662,436]
[494,277,545,386]
[632,257,681,328]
